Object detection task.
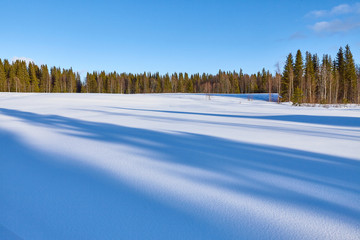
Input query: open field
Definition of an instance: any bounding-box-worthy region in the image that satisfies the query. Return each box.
[1,93,360,239]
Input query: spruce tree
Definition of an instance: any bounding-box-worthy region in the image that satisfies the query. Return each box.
[164,73,171,93]
[0,59,6,92]
[336,47,345,102]
[155,72,162,93]
[294,50,303,93]
[177,73,184,92]
[28,62,39,92]
[304,52,315,103]
[344,44,357,102]
[40,65,50,92]
[312,54,321,101]
[8,65,17,92]
[320,55,332,103]
[51,67,61,92]
[185,73,193,92]
[280,53,294,102]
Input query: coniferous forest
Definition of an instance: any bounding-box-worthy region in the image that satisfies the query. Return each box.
[1,45,359,104]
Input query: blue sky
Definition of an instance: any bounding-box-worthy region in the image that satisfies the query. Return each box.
[1,0,360,78]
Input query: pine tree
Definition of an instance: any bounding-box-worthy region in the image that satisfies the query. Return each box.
[231,71,240,93]
[312,54,321,102]
[320,55,332,103]
[294,50,303,93]
[40,65,50,92]
[14,61,30,92]
[185,73,193,92]
[51,67,61,92]
[239,68,244,93]
[76,73,82,93]
[171,73,178,92]
[304,52,315,103]
[155,72,162,93]
[8,64,17,92]
[28,62,39,92]
[0,59,6,92]
[344,44,357,102]
[336,47,346,102]
[164,73,171,93]
[177,73,184,92]
[292,87,303,105]
[280,53,294,102]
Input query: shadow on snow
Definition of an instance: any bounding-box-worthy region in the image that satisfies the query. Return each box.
[109,106,360,128]
[0,107,360,239]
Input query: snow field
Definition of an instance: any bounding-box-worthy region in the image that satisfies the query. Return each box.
[0,93,360,239]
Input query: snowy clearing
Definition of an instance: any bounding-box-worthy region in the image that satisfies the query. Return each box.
[1,93,360,240]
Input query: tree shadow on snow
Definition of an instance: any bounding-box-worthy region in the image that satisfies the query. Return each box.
[109,107,360,128]
[73,107,360,141]
[0,108,360,239]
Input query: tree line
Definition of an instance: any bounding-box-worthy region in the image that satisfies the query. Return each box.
[0,59,279,96]
[0,44,359,103]
[0,60,82,93]
[281,45,360,104]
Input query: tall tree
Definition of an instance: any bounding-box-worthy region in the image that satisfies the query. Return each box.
[40,65,50,92]
[304,52,315,103]
[320,55,332,103]
[312,54,321,101]
[294,50,304,93]
[0,59,6,92]
[336,47,346,102]
[344,44,357,102]
[28,62,39,92]
[280,53,294,102]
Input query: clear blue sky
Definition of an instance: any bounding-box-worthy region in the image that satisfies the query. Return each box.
[1,0,360,78]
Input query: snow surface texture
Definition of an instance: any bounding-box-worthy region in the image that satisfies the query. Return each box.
[0,93,360,240]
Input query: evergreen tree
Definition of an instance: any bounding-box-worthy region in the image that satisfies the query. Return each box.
[292,87,303,105]
[0,59,6,92]
[336,47,345,102]
[177,73,184,92]
[28,62,39,92]
[8,65,17,92]
[164,73,171,93]
[155,72,162,93]
[304,52,315,103]
[280,53,294,102]
[312,54,321,101]
[320,55,332,103]
[76,73,82,93]
[294,50,303,93]
[40,65,50,92]
[344,44,357,102]
[51,67,61,92]
[231,71,240,93]
[239,68,244,93]
[14,61,30,92]
[185,73,193,92]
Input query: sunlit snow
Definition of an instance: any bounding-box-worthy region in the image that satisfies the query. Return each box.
[1,93,359,239]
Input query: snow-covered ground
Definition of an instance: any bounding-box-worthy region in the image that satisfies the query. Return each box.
[0,93,359,240]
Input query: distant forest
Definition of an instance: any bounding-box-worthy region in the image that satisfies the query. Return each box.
[0,45,359,104]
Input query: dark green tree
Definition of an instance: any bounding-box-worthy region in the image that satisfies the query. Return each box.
[28,62,39,92]
[344,44,357,102]
[294,50,303,93]
[304,52,315,103]
[336,47,345,102]
[0,59,6,92]
[280,53,294,102]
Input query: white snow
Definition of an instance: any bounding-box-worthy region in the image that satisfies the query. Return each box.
[0,93,360,240]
